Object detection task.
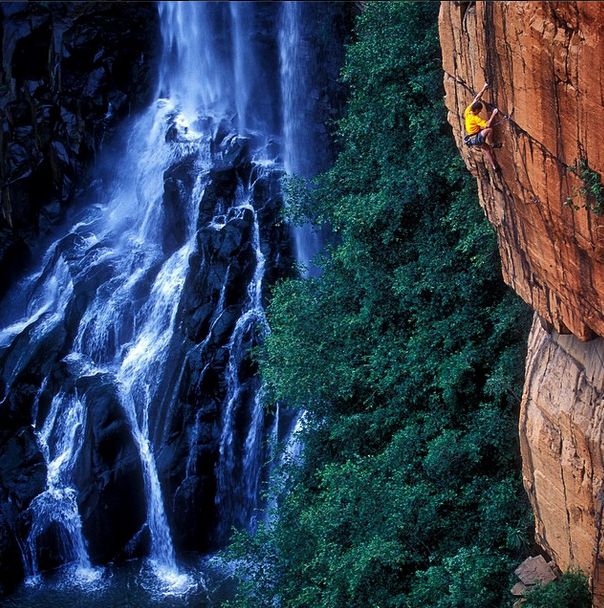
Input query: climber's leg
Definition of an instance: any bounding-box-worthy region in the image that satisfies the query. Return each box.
[479,143,498,171]
[481,127,493,145]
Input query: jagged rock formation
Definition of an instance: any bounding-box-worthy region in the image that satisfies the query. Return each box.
[439,1,604,604]
[0,2,160,295]
[0,2,159,593]
[0,3,353,597]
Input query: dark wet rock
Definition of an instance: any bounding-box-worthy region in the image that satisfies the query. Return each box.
[5,142,33,182]
[172,473,217,551]
[0,428,46,511]
[155,124,296,551]
[0,1,160,296]
[162,154,197,255]
[11,17,51,82]
[33,522,67,572]
[0,414,46,595]
[0,231,31,296]
[1,319,69,404]
[121,523,151,560]
[0,504,24,596]
[73,374,146,564]
[213,134,250,171]
[4,101,32,127]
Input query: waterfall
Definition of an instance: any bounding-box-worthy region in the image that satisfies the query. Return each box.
[279,2,327,276]
[24,392,91,582]
[215,183,269,535]
[3,92,206,592]
[0,0,345,597]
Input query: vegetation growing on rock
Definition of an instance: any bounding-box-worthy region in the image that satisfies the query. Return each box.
[523,571,591,608]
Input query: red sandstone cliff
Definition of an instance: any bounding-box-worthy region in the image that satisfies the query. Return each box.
[439,1,604,604]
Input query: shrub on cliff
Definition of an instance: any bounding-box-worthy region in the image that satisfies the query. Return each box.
[226,3,533,607]
[523,571,591,608]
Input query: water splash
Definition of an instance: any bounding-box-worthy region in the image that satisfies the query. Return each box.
[24,393,95,583]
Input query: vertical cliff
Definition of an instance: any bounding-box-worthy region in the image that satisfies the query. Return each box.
[439,1,604,603]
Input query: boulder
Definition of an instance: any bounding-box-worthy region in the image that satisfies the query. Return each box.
[73,374,146,563]
[514,555,557,586]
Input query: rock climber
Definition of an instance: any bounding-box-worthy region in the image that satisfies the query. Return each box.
[463,82,501,171]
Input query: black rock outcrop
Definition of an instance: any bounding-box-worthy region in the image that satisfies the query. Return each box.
[0,2,160,296]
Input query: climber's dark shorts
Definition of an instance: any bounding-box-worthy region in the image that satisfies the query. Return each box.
[464,131,486,146]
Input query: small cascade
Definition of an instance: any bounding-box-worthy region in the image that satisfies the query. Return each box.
[31,375,49,429]
[242,386,266,528]
[215,174,270,535]
[24,393,92,581]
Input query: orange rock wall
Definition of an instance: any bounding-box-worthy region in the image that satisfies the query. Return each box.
[439,1,604,603]
[440,0,604,340]
[521,318,604,604]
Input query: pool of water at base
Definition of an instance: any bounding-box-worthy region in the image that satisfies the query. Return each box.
[2,555,235,608]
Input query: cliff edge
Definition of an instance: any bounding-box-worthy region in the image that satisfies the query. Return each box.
[439,1,604,603]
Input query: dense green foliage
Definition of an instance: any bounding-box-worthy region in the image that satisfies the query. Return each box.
[227,3,538,607]
[565,158,604,215]
[523,572,591,608]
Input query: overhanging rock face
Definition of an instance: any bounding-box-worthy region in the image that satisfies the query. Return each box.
[439,2,604,603]
[440,1,604,340]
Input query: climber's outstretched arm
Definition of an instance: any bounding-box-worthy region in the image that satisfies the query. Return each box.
[472,82,489,106]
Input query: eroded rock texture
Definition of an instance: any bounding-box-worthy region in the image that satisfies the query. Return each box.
[521,318,604,604]
[0,2,160,295]
[439,1,604,602]
[440,1,604,340]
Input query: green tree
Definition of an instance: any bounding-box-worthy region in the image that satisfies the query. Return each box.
[227,3,537,607]
[523,571,591,608]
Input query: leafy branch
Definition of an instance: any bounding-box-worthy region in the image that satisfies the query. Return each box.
[565,158,604,215]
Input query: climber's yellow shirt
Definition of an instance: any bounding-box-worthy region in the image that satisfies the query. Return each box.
[464,105,487,135]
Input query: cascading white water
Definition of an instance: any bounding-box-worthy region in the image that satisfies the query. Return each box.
[158,2,232,122]
[0,0,276,589]
[4,93,209,592]
[215,175,270,532]
[24,392,91,582]
[278,2,325,276]
[0,1,343,598]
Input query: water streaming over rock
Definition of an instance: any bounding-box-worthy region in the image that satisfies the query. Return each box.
[0,1,349,598]
[24,392,90,581]
[279,2,344,275]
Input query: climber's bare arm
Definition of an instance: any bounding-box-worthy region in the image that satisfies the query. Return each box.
[486,107,499,128]
[472,82,489,105]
